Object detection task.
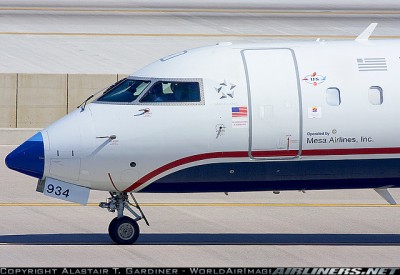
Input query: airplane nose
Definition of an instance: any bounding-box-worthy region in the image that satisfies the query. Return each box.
[5,132,45,178]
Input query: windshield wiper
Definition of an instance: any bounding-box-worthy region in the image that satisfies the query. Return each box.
[77,78,128,112]
[78,94,95,112]
[76,86,107,112]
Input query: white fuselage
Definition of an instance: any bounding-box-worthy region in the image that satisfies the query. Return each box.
[25,40,400,192]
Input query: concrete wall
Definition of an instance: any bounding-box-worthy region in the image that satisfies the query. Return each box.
[17,74,68,128]
[67,74,118,113]
[0,128,41,145]
[0,73,126,129]
[0,73,128,144]
[0,74,17,128]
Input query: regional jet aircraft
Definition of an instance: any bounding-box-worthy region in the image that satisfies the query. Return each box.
[5,24,399,244]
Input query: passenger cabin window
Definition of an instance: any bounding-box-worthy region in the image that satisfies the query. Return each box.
[140,81,201,103]
[97,79,150,103]
[368,86,383,105]
[326,87,341,106]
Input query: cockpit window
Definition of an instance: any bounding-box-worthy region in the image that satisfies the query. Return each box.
[97,79,150,103]
[140,81,201,103]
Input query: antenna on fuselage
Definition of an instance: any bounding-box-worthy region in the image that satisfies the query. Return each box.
[355,23,378,41]
[374,187,397,205]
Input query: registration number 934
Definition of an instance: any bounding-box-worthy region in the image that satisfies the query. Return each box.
[43,178,90,205]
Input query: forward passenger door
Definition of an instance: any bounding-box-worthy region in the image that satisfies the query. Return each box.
[242,49,302,159]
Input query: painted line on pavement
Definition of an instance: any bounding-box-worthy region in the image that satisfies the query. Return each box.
[1,7,400,15]
[0,202,397,207]
[0,32,399,39]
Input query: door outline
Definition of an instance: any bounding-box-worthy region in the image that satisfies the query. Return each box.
[241,48,303,159]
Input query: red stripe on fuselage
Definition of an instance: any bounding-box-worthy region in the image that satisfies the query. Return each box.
[124,147,400,192]
[125,151,247,192]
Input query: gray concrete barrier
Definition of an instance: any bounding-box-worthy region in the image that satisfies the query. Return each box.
[67,74,117,113]
[0,128,41,145]
[17,74,67,128]
[0,73,125,144]
[0,74,17,128]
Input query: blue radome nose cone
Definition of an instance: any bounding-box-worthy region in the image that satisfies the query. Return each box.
[5,132,45,178]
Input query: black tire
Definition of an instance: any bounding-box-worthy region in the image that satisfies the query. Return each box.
[108,217,119,243]
[108,216,140,245]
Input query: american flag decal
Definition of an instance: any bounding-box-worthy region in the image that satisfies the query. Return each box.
[232,107,248,117]
[357,58,387,72]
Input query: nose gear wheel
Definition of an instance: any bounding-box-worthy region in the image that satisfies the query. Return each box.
[108,216,140,245]
[100,192,148,244]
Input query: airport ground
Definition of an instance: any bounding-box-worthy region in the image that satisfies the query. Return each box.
[1,146,400,266]
[1,0,400,267]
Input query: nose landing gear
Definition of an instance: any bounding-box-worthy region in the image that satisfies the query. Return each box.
[99,192,149,244]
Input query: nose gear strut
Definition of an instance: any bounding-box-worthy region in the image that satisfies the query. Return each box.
[99,192,149,244]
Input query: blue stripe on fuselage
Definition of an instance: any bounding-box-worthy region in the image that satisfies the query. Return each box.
[140,158,400,193]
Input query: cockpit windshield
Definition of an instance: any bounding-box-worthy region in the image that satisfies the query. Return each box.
[96,78,150,103]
